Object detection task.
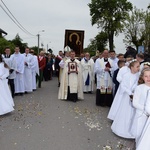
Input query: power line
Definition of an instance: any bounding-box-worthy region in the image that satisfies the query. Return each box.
[0,4,27,34]
[0,0,35,36]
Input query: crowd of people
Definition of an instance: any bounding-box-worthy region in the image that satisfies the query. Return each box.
[0,46,54,114]
[57,48,150,150]
[0,45,150,149]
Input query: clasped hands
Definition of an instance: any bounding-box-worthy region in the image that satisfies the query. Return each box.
[104,67,110,71]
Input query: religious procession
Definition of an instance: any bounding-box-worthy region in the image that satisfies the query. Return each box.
[1,0,150,149]
[1,42,150,149]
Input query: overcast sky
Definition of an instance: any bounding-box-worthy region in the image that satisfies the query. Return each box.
[0,0,149,55]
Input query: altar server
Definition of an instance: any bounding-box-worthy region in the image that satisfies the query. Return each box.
[12,46,25,95]
[3,47,17,98]
[23,47,34,93]
[30,50,39,90]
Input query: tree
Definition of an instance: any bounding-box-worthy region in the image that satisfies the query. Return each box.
[11,34,28,53]
[30,46,38,55]
[88,0,132,51]
[85,31,108,55]
[144,6,150,53]
[0,38,15,54]
[123,7,146,50]
[95,31,108,51]
[84,39,97,56]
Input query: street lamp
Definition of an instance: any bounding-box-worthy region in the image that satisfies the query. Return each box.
[37,30,44,54]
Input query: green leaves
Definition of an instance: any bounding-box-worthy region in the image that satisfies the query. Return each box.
[123,6,150,51]
[0,34,28,54]
[0,38,15,54]
[88,0,133,50]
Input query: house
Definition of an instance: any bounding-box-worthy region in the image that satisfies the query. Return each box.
[0,28,7,38]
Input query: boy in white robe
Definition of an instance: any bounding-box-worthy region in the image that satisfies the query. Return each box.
[30,50,39,91]
[23,47,34,93]
[12,46,25,95]
[3,47,17,98]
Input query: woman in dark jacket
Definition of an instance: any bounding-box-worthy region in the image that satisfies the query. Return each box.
[45,54,53,80]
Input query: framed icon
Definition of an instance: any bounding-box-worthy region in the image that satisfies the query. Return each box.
[64,29,84,56]
[68,62,78,73]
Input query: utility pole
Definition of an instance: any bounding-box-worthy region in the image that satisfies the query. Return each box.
[37,30,44,54]
[47,44,48,52]
[37,34,40,54]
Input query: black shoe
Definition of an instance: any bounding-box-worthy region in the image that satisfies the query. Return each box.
[19,93,24,96]
[73,99,77,102]
[88,91,92,94]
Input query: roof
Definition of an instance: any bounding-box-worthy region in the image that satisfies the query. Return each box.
[0,28,7,35]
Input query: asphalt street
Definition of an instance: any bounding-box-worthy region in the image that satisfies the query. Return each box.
[0,77,134,150]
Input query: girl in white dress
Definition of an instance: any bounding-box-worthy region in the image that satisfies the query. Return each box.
[136,68,150,150]
[143,62,150,69]
[0,54,14,115]
[130,68,150,146]
[110,60,140,139]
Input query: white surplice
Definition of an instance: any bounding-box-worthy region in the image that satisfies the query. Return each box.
[94,57,114,89]
[3,55,17,79]
[0,62,14,115]
[110,57,119,71]
[81,58,94,92]
[58,59,83,100]
[110,71,139,139]
[130,84,150,144]
[23,53,34,92]
[31,55,39,90]
[59,56,70,83]
[94,58,101,89]
[12,52,25,93]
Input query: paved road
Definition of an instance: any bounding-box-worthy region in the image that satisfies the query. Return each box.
[0,77,134,150]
